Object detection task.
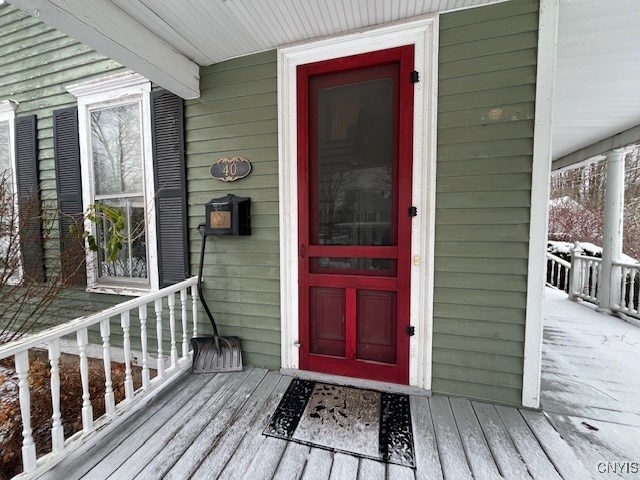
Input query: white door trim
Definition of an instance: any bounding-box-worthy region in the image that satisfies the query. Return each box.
[523,0,559,409]
[277,17,439,390]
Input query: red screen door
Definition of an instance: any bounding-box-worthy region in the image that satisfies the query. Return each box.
[297,46,414,384]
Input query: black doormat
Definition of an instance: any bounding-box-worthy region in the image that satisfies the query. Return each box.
[263,379,415,467]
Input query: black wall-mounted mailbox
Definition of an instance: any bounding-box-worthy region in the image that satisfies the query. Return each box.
[204,194,251,236]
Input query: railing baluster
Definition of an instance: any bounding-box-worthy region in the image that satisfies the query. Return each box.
[168,293,178,368]
[15,351,36,472]
[192,285,198,338]
[139,305,150,388]
[77,328,93,432]
[121,311,135,400]
[630,269,637,314]
[100,319,115,415]
[47,340,64,453]
[155,298,165,378]
[181,288,189,358]
[621,266,629,310]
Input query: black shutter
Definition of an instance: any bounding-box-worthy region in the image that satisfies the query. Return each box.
[151,90,189,287]
[53,107,86,286]
[14,115,45,282]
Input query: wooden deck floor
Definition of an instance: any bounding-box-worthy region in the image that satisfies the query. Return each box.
[39,367,589,480]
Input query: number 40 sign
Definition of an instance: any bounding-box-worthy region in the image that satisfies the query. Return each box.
[210,156,252,182]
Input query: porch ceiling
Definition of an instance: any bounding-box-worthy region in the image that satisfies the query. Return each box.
[553,0,640,161]
[7,0,640,161]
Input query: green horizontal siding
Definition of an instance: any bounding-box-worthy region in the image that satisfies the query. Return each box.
[0,4,129,339]
[185,50,280,369]
[432,0,538,406]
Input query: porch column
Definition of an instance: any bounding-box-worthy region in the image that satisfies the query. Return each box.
[597,148,628,313]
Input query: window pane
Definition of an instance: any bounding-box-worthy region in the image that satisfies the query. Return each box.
[0,121,10,184]
[313,74,396,246]
[91,103,143,196]
[96,198,147,280]
[0,120,18,280]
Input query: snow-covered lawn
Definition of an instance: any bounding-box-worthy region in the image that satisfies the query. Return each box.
[542,287,640,479]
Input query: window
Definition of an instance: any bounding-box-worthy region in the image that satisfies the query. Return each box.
[68,73,159,294]
[0,100,19,283]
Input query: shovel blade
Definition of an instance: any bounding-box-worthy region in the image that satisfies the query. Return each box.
[191,336,243,373]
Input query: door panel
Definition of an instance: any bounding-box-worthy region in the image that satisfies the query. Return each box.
[310,287,345,357]
[298,46,414,384]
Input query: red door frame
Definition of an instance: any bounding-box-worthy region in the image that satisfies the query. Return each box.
[297,46,415,384]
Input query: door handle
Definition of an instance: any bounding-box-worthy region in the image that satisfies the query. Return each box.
[300,244,306,258]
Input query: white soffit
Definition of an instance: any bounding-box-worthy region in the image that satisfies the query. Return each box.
[553,0,640,160]
[110,0,503,65]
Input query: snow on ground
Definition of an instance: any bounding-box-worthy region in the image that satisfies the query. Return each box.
[542,287,640,479]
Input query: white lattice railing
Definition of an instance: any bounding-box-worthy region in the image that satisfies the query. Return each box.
[570,254,601,304]
[613,261,640,319]
[546,252,571,293]
[0,276,198,476]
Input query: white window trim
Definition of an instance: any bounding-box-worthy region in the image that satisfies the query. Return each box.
[0,100,21,284]
[277,16,439,391]
[67,72,159,296]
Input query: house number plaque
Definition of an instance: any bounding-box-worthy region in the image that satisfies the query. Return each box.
[210,156,252,182]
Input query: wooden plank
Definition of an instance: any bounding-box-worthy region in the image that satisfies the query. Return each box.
[219,377,293,479]
[432,349,523,375]
[236,437,289,480]
[301,448,334,480]
[440,13,539,46]
[440,0,538,29]
[329,453,359,480]
[495,406,562,480]
[409,396,443,480]
[86,371,239,479]
[439,49,537,80]
[449,398,502,480]
[436,172,532,192]
[39,372,212,480]
[429,396,473,480]
[432,364,522,391]
[357,458,386,479]
[430,378,522,408]
[273,442,311,480]
[388,463,415,480]
[473,402,532,480]
[133,368,268,479]
[434,272,528,293]
[185,371,285,479]
[437,190,532,209]
[520,410,591,480]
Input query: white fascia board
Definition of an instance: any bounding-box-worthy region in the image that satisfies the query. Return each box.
[523,0,559,409]
[9,0,200,99]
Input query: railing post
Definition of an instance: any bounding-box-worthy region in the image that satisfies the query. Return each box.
[48,339,64,453]
[569,242,581,301]
[15,351,37,473]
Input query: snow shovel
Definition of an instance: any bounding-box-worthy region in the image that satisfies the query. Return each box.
[191,225,243,373]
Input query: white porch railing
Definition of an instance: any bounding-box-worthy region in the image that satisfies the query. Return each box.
[546,252,571,293]
[569,253,602,304]
[0,276,198,477]
[613,261,640,318]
